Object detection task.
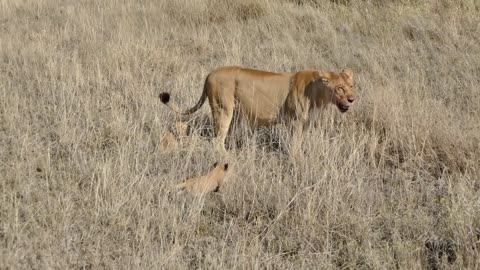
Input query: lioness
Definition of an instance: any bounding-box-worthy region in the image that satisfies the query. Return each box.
[175,162,230,195]
[160,66,355,151]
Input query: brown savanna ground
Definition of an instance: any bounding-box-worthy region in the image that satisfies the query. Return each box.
[1,0,479,269]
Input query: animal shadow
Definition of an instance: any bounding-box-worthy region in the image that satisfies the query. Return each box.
[170,113,288,153]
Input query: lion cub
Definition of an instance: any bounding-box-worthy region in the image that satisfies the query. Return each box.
[175,162,230,195]
[160,121,189,150]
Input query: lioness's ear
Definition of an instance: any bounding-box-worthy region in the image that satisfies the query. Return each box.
[320,77,329,84]
[342,69,354,80]
[213,162,218,168]
[224,163,229,171]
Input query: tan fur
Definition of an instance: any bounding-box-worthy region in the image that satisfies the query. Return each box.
[160,121,189,150]
[173,121,189,137]
[160,131,178,150]
[175,162,230,195]
[160,66,355,151]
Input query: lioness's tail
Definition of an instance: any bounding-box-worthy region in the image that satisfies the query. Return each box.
[159,84,208,116]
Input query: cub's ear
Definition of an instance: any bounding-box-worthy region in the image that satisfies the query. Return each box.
[342,69,354,80]
[224,163,229,171]
[213,162,218,168]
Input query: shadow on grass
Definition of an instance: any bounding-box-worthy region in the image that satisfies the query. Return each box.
[172,113,289,154]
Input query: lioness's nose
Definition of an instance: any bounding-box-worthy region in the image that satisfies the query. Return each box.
[347,97,355,103]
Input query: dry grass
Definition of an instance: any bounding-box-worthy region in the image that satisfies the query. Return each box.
[1,0,479,269]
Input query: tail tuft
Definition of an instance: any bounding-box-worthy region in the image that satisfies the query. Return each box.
[159,92,171,104]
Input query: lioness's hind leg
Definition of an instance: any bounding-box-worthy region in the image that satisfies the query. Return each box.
[212,107,233,152]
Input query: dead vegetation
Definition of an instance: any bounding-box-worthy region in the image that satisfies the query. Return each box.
[1,0,479,269]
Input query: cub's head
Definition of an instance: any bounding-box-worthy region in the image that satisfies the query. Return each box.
[320,69,355,113]
[211,162,230,184]
[212,162,229,172]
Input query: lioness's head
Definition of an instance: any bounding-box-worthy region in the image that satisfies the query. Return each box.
[320,69,355,113]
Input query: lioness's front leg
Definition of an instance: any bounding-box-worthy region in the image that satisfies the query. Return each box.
[287,100,310,155]
[290,119,307,140]
[287,119,307,157]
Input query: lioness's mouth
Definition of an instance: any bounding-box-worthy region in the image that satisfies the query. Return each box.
[337,104,349,113]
